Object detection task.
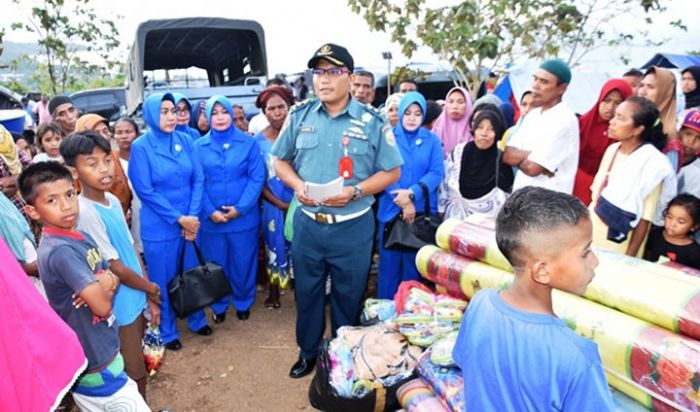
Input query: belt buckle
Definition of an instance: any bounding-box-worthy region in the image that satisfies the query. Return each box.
[314,212,328,224]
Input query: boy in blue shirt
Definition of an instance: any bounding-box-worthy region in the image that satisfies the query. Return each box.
[60,131,161,401]
[453,186,615,411]
[19,161,149,411]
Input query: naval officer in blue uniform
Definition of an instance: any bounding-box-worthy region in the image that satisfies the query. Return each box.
[271,44,403,378]
[128,92,210,351]
[192,95,265,323]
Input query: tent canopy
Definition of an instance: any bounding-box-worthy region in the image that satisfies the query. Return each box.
[641,53,700,70]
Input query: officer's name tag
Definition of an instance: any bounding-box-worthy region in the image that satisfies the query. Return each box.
[299,125,315,133]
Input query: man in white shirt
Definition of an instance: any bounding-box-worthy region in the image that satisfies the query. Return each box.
[504,59,579,194]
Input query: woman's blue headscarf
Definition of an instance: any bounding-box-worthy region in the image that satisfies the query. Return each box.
[397,91,427,137]
[190,99,206,133]
[172,92,201,140]
[142,92,176,139]
[205,95,245,141]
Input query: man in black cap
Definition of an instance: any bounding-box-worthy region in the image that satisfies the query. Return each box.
[48,96,78,136]
[271,43,403,378]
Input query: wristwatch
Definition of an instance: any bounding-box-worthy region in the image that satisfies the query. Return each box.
[352,184,363,200]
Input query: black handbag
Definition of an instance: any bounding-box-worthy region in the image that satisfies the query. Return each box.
[167,241,232,318]
[382,182,442,251]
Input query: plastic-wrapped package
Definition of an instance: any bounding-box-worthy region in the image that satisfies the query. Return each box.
[414,350,464,412]
[309,323,420,412]
[360,298,397,325]
[142,325,165,375]
[434,217,700,340]
[396,378,449,412]
[430,333,458,367]
[416,245,700,411]
[393,286,466,347]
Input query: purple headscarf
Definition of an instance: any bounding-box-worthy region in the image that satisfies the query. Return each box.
[432,86,474,155]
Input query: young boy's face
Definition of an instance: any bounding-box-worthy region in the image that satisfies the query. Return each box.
[74,147,115,192]
[537,217,599,296]
[680,127,700,164]
[26,178,79,231]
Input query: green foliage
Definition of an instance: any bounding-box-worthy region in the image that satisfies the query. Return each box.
[348,0,684,93]
[390,65,429,87]
[10,0,121,95]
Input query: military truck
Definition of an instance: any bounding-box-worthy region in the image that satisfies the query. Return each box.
[125,17,268,117]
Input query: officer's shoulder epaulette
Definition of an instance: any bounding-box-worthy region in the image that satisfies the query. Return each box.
[360,104,385,121]
[289,98,317,114]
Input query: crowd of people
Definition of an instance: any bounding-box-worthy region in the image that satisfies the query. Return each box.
[2,40,700,410]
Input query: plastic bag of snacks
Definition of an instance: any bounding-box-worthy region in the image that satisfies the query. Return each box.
[142,325,165,375]
[360,298,396,325]
[394,286,466,347]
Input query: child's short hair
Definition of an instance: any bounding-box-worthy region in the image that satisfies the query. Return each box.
[59,131,112,167]
[496,187,589,268]
[18,161,74,205]
[664,193,700,232]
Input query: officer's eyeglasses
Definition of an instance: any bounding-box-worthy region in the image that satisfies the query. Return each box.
[312,68,350,76]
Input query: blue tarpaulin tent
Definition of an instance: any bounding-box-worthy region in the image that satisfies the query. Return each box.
[641,53,700,70]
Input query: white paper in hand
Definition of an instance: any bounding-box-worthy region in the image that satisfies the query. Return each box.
[305,177,344,202]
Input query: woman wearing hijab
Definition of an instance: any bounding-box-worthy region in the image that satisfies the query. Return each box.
[255,88,294,309]
[432,86,474,156]
[439,108,514,219]
[173,93,204,141]
[128,92,207,351]
[383,93,404,127]
[189,99,210,136]
[682,65,700,111]
[192,95,265,322]
[376,92,444,299]
[639,66,678,140]
[573,79,633,205]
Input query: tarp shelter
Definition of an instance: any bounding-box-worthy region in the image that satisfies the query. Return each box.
[494,62,611,115]
[640,53,700,70]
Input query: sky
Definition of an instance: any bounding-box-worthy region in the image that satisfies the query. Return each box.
[4,0,700,77]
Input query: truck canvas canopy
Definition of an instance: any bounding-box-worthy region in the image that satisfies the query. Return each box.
[126,17,268,115]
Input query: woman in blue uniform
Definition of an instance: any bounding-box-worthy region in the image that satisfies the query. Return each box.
[376,91,444,299]
[173,93,204,141]
[193,95,265,322]
[128,92,209,351]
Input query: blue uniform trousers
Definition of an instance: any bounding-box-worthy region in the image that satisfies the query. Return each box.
[143,238,207,343]
[376,221,421,300]
[292,209,374,359]
[200,227,259,314]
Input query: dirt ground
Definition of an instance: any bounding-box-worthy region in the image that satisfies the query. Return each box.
[147,290,315,412]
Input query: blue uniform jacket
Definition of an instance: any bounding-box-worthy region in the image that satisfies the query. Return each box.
[378,92,444,222]
[128,93,204,241]
[192,95,266,233]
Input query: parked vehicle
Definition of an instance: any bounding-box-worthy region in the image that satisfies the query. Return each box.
[71,87,126,122]
[0,85,22,110]
[125,17,268,117]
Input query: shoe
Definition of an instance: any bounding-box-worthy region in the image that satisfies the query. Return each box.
[196,325,213,336]
[289,357,316,378]
[165,339,182,351]
[212,312,226,324]
[236,310,250,320]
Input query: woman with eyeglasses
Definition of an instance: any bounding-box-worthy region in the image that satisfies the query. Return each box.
[128,93,209,351]
[173,93,204,141]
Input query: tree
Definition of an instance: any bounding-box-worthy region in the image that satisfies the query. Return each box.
[348,0,683,93]
[10,0,121,95]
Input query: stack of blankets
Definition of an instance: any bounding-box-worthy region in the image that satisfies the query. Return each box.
[412,215,700,412]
